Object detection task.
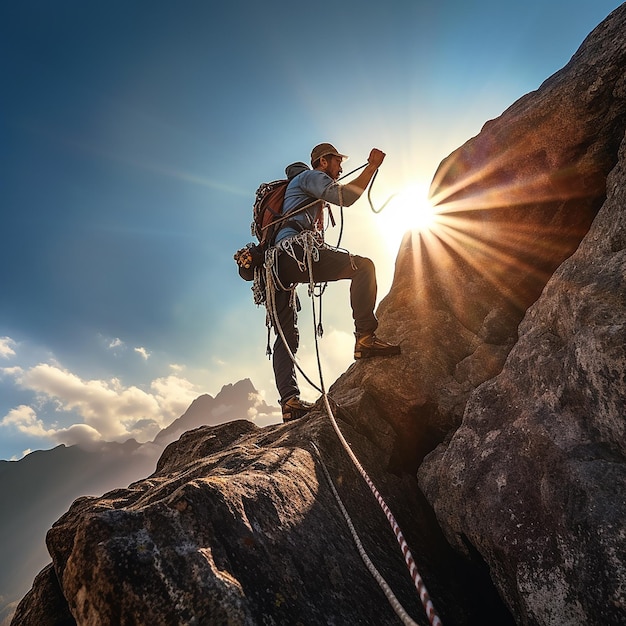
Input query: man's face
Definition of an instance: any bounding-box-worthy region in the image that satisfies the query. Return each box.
[321,154,343,180]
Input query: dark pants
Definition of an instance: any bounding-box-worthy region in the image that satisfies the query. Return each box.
[272,246,378,404]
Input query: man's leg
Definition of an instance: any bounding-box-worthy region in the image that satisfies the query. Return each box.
[279,247,378,333]
[278,246,400,359]
[271,287,299,404]
[271,288,317,422]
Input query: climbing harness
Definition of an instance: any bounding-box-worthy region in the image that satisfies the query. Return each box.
[261,197,443,624]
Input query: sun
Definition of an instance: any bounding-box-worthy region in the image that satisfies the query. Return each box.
[375,181,439,254]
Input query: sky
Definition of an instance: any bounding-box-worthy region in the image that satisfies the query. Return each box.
[1,0,622,461]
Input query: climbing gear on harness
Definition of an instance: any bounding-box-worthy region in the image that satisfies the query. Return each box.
[354,331,401,360]
[262,230,330,369]
[281,396,315,422]
[234,243,264,281]
[234,244,256,270]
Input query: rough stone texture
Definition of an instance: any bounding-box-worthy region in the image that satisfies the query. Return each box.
[330,3,626,466]
[12,5,626,626]
[13,418,507,625]
[413,5,626,625]
[419,132,626,625]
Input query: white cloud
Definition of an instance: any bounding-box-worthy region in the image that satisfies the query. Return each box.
[2,363,204,448]
[1,405,53,438]
[150,375,201,418]
[0,337,16,359]
[52,423,103,449]
[11,449,32,461]
[246,389,272,418]
[1,366,24,378]
[134,346,151,360]
[109,337,124,349]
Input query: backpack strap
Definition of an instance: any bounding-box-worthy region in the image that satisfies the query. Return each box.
[268,197,325,245]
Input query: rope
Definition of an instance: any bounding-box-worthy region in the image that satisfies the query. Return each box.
[261,164,442,625]
[368,168,397,213]
[264,245,323,395]
[309,295,443,626]
[311,442,420,626]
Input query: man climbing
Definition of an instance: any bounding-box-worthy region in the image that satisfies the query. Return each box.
[268,143,400,422]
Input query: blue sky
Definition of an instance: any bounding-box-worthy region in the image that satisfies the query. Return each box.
[1,0,621,460]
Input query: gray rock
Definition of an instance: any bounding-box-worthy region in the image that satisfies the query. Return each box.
[15,418,501,625]
[416,5,626,624]
[419,126,626,626]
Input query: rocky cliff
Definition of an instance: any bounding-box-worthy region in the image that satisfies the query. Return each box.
[12,4,626,626]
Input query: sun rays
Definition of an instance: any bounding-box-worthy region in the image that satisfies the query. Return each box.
[375,182,442,256]
[393,149,601,322]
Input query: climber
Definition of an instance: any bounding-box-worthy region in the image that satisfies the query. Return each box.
[270,143,401,422]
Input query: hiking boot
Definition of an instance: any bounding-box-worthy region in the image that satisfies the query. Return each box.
[354,332,401,360]
[282,396,315,422]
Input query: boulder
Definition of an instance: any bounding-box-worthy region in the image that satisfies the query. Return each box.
[13,418,506,625]
[418,121,626,626]
[414,4,626,624]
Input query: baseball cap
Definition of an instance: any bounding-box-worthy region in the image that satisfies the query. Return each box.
[310,143,348,166]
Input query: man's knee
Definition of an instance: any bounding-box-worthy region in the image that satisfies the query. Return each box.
[353,255,375,276]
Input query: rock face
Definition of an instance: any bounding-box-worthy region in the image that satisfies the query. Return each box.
[414,6,626,625]
[12,5,626,626]
[13,418,508,625]
[419,136,626,624]
[0,379,276,625]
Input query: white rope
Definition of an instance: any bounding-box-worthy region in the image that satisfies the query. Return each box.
[308,269,443,626]
[311,442,420,626]
[263,239,324,394]
[319,392,443,626]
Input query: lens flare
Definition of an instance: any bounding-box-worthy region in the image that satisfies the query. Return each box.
[375,182,440,255]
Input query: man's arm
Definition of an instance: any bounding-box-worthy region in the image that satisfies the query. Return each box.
[342,148,386,198]
[300,149,387,207]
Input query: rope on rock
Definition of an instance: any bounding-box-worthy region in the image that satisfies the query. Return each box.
[311,441,420,626]
[320,396,442,625]
[310,293,442,626]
